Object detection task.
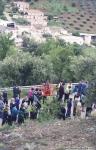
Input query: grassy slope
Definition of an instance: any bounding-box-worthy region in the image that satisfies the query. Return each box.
[31,0,78,15]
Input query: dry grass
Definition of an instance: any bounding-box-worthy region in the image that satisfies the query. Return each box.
[0,119,96,150]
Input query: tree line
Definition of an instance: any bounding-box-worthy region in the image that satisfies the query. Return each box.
[0,33,96,103]
[0,34,95,85]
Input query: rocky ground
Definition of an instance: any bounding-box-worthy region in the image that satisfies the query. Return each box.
[0,118,96,150]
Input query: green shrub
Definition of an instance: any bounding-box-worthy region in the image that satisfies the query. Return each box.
[48,14,53,20]
[9,13,13,17]
[48,19,63,27]
[0,15,7,20]
[91,41,96,46]
[38,98,61,122]
[0,0,5,16]
[12,18,31,25]
[72,32,80,36]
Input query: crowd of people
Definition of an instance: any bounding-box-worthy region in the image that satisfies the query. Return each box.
[0,85,43,126]
[0,81,96,127]
[57,80,96,120]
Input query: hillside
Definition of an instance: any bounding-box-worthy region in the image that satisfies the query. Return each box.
[30,0,96,34]
[0,118,96,150]
[0,0,96,47]
[0,1,96,150]
[1,0,96,34]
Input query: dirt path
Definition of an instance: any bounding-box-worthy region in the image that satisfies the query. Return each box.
[0,118,96,150]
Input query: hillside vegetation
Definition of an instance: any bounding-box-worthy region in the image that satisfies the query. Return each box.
[0,34,96,103]
[29,0,96,33]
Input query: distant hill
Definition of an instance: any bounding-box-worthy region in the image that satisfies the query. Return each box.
[29,0,96,34]
[1,0,96,34]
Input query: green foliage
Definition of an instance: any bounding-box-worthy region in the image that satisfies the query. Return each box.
[70,48,96,81]
[0,0,11,15]
[0,34,14,61]
[48,19,63,27]
[42,41,83,81]
[31,0,78,16]
[0,15,7,20]
[0,0,5,15]
[0,51,55,86]
[22,38,84,82]
[0,32,96,105]
[22,36,39,54]
[70,47,96,104]
[0,0,95,105]
[0,124,15,131]
[12,18,31,25]
[86,83,96,106]
[91,41,96,46]
[72,31,80,36]
[38,98,61,122]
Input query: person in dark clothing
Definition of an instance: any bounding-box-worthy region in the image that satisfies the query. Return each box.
[32,90,41,112]
[13,85,17,99]
[30,105,37,120]
[58,82,64,101]
[73,85,78,93]
[28,88,34,105]
[65,93,69,101]
[20,104,28,120]
[73,95,78,117]
[77,81,82,96]
[10,99,15,114]
[37,89,42,101]
[39,89,42,100]
[18,106,25,125]
[15,96,20,110]
[81,81,88,95]
[18,86,21,99]
[58,104,66,120]
[2,105,9,126]
[7,114,13,126]
[13,85,21,99]
[0,98,4,119]
[66,98,72,117]
[11,106,18,122]
[60,107,66,120]
[2,90,8,104]
[86,106,92,117]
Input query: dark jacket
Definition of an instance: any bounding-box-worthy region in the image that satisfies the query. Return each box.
[59,85,64,96]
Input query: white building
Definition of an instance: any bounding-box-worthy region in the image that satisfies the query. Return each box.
[80,33,96,46]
